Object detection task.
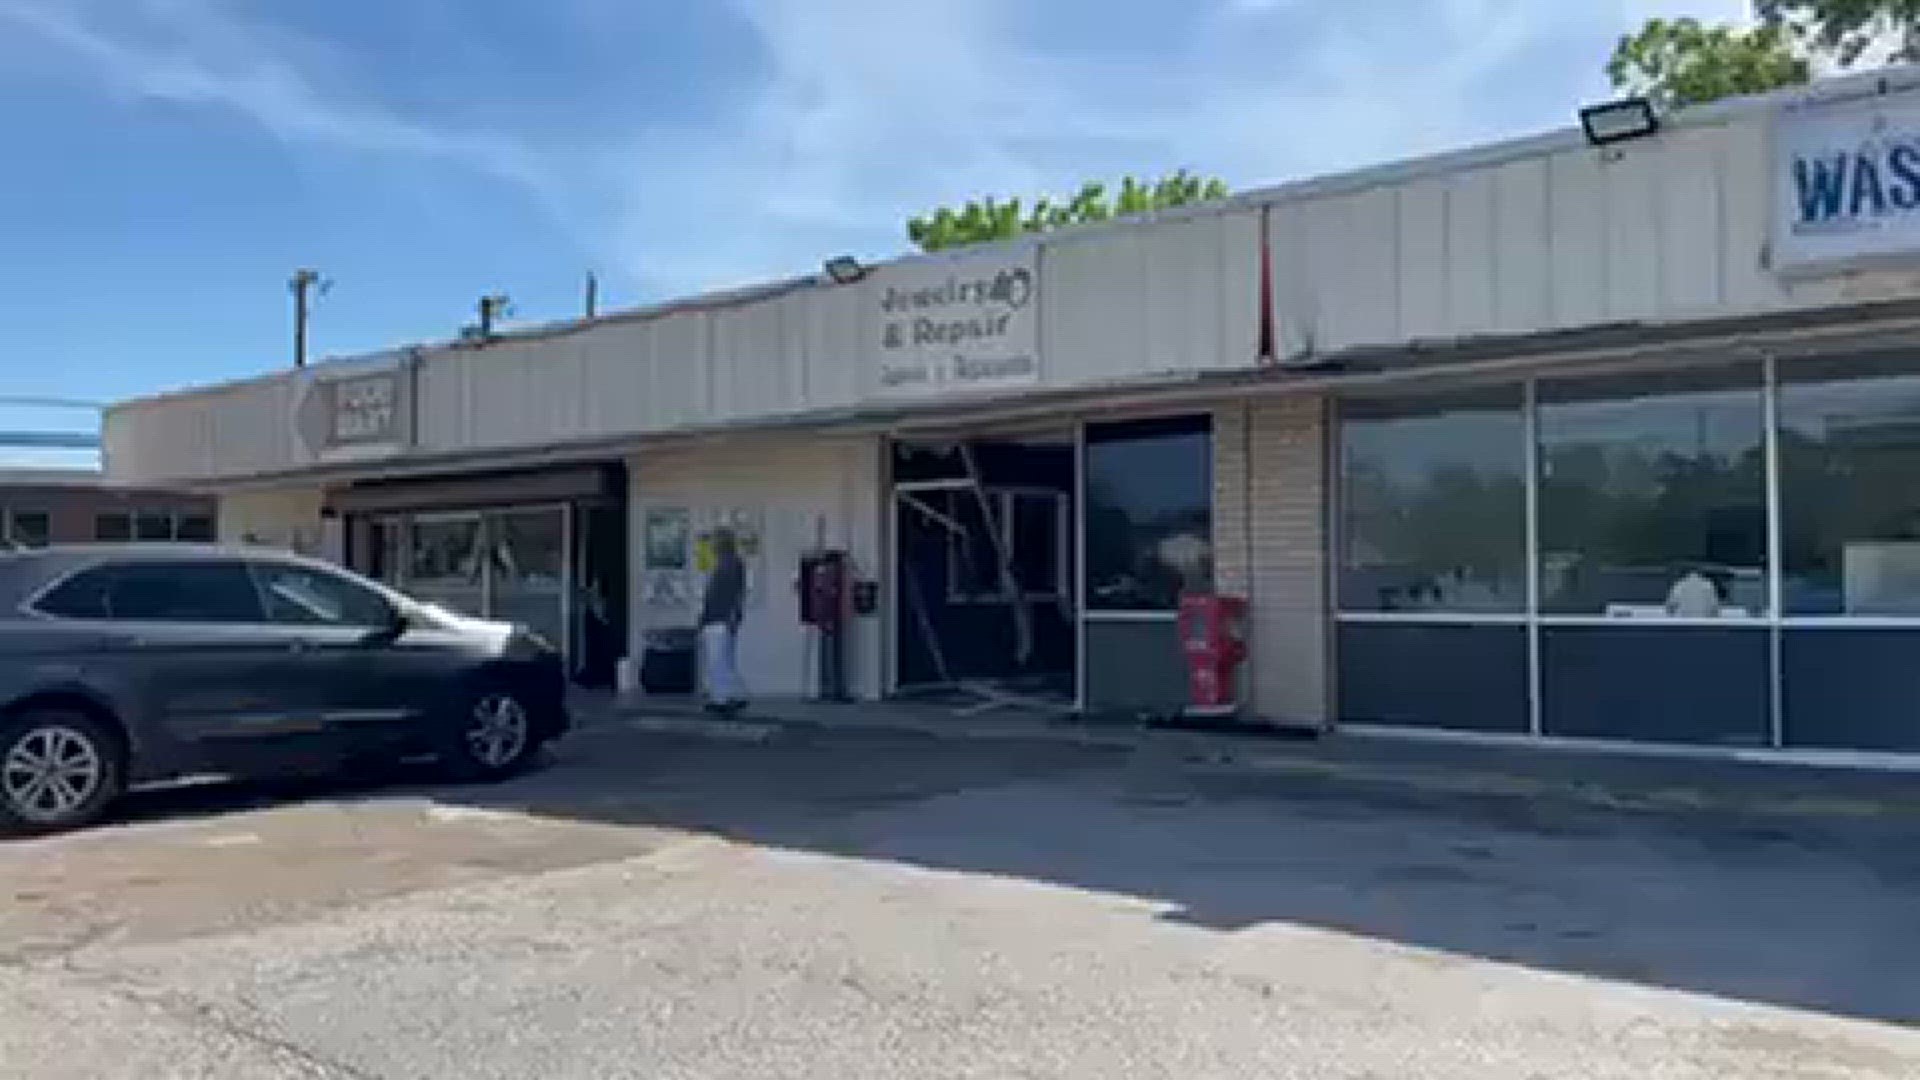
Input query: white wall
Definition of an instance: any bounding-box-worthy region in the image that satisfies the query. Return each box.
[219,485,328,558]
[628,434,884,700]
[1265,109,1914,361]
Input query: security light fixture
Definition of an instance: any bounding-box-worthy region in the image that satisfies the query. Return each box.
[823,255,866,285]
[1579,97,1659,146]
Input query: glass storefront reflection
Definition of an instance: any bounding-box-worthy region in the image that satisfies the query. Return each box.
[1332,353,1920,749]
[1779,352,1920,616]
[376,507,567,653]
[1085,416,1212,611]
[1339,387,1526,613]
[488,508,567,652]
[1536,363,1767,619]
[405,515,485,618]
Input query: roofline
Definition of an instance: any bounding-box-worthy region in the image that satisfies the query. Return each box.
[107,63,1920,420]
[139,292,1920,493]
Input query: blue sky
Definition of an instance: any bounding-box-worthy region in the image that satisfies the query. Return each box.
[0,0,1748,464]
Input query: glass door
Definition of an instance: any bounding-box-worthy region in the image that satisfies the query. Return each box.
[370,505,573,668]
[486,506,567,656]
[404,513,486,619]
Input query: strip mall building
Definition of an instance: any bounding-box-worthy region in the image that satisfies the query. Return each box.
[105,69,1920,757]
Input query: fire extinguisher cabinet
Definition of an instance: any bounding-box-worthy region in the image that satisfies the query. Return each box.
[1176,594,1248,717]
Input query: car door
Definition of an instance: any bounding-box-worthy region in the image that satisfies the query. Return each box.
[34,558,328,768]
[247,559,468,750]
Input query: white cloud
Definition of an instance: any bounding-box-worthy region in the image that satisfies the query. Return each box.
[0,0,1789,303]
[596,0,1598,294]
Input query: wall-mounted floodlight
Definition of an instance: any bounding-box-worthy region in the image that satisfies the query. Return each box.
[1579,97,1660,146]
[823,256,867,285]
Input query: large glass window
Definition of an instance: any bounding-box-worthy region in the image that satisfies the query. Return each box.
[176,515,216,542]
[134,512,174,542]
[91,510,214,543]
[487,507,567,652]
[1084,416,1212,611]
[94,513,132,542]
[1537,364,1767,618]
[1339,387,1526,613]
[405,515,485,617]
[1779,352,1920,615]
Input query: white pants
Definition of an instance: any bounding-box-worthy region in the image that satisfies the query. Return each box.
[700,622,745,704]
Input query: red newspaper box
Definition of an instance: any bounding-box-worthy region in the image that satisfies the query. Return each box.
[1177,594,1247,715]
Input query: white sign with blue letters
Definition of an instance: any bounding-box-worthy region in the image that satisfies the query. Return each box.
[1774,95,1920,273]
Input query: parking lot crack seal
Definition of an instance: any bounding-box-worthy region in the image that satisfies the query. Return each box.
[46,958,385,1080]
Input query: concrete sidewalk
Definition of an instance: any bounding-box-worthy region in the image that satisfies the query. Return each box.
[585,691,1920,823]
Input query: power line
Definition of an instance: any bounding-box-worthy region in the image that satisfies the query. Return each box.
[0,396,103,411]
[0,431,99,449]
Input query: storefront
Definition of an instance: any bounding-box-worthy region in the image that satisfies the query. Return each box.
[326,463,628,687]
[98,66,1920,759]
[1333,340,1920,753]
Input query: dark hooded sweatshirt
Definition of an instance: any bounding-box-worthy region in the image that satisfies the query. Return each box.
[699,548,745,628]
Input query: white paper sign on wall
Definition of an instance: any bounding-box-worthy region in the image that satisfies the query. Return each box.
[869,246,1039,396]
[1773,94,1920,273]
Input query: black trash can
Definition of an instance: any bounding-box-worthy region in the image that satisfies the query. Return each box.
[639,627,699,695]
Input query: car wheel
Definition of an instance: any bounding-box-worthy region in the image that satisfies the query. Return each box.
[0,711,124,836]
[439,686,537,782]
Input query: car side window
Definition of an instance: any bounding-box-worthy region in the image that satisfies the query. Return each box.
[33,566,114,619]
[250,563,394,628]
[36,561,266,623]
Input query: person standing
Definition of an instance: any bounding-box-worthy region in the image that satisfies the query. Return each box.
[699,527,748,713]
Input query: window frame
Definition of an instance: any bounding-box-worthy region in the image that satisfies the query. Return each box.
[1532,361,1769,622]
[1335,385,1529,617]
[942,487,1070,605]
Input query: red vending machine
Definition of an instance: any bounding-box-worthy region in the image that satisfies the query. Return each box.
[1177,594,1247,717]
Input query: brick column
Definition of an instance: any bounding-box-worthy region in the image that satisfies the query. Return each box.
[1212,394,1330,728]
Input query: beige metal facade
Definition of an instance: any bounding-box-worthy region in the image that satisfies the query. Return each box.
[93,67,1920,732]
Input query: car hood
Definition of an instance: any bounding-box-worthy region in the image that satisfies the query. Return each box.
[416,603,516,643]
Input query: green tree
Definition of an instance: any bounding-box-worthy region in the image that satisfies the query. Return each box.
[906,170,1229,253]
[1757,0,1920,65]
[1607,16,1810,110]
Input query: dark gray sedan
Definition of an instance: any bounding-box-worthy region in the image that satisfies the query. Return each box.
[0,544,569,834]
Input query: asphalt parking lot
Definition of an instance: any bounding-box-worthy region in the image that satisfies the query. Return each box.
[4,718,1918,1078]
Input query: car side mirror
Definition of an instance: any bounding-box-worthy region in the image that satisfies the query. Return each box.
[363,606,411,646]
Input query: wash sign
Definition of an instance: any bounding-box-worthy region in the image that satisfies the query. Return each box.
[1774,95,1920,272]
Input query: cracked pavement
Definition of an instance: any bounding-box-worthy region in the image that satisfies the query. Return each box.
[4,721,1919,1078]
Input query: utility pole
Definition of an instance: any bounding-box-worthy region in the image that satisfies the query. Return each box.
[477,293,510,339]
[289,268,325,368]
[584,272,598,319]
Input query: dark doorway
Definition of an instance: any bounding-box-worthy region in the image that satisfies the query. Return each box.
[572,500,627,689]
[892,438,1076,695]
